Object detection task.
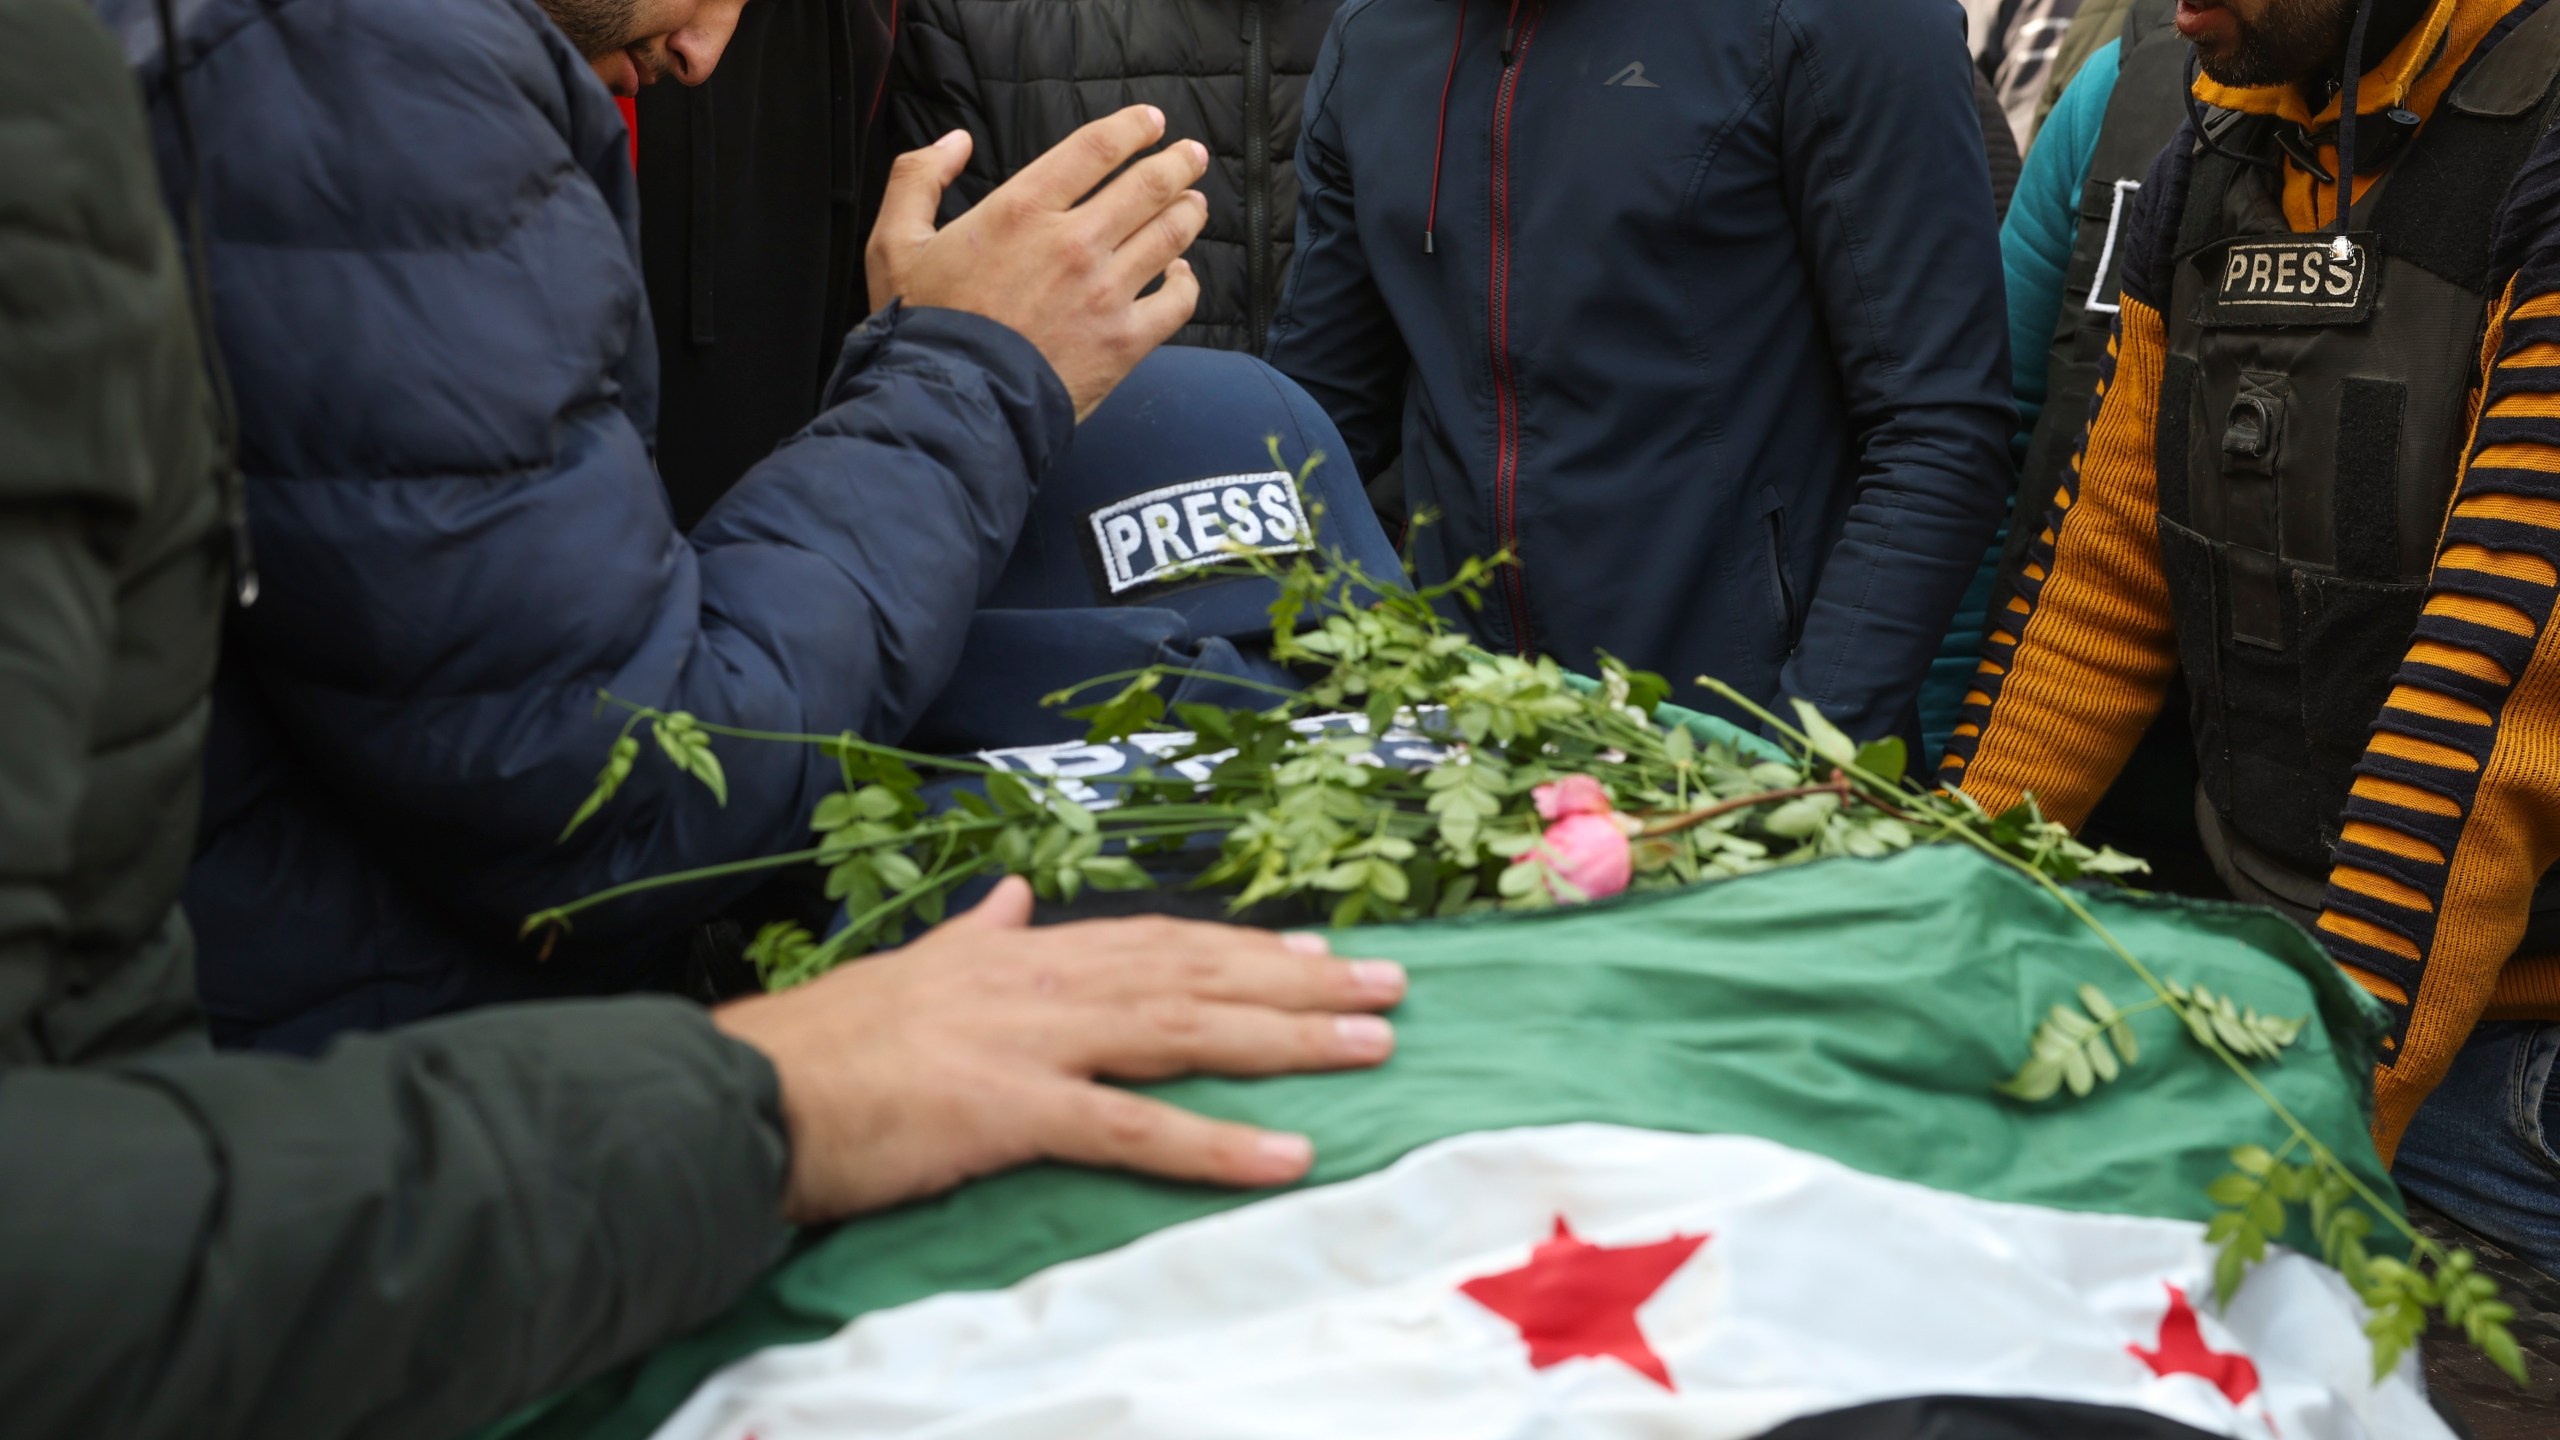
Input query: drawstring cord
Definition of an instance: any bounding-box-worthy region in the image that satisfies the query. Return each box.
[152,0,258,608]
[1424,1,1467,253]
[2182,0,2391,258]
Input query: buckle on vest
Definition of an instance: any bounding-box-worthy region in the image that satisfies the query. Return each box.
[2223,393,2281,464]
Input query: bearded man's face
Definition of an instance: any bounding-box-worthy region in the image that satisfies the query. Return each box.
[541,0,749,94]
[2175,0,2356,88]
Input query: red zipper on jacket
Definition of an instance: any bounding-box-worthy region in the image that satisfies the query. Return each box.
[1488,8,1540,655]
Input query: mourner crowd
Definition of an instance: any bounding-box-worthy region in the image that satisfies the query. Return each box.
[5,0,2559,1431]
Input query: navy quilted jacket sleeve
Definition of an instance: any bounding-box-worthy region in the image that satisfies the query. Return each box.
[123,0,1071,946]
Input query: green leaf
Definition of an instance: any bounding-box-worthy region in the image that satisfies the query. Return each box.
[744,920,820,990]
[1368,858,1412,904]
[1789,699,1858,769]
[1853,736,1908,785]
[1995,1055,2063,1103]
[851,786,904,821]
[686,743,729,807]
[2231,1144,2276,1177]
[1067,673,1166,743]
[2205,1173,2260,1207]
[1080,856,1153,892]
[1664,724,1696,766]
[560,735,639,842]
[2214,1232,2257,1308]
[873,850,925,891]
[1762,795,1837,838]
[2076,985,2119,1025]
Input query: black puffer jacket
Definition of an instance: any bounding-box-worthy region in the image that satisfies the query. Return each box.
[886,0,1342,353]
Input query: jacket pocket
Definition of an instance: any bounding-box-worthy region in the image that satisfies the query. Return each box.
[1761,486,1800,644]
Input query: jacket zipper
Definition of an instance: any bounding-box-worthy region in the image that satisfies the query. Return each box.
[1488,7,1540,654]
[1243,0,1274,351]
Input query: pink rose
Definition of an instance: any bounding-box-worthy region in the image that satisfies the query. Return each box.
[1533,774,1614,821]
[1530,813,1633,901]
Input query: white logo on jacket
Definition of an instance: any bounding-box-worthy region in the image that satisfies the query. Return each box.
[1089,472,1312,595]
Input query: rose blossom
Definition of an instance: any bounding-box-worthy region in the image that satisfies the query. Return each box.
[1535,812,1634,899]
[1518,774,1634,900]
[1533,774,1614,821]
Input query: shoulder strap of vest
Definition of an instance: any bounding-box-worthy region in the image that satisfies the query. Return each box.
[2450,0,2560,119]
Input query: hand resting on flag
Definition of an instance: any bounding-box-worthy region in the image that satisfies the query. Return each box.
[712,877,1406,1223]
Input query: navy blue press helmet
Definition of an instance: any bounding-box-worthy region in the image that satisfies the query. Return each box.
[903,346,1407,753]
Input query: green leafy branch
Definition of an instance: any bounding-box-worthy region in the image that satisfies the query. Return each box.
[1695,677,2527,1389]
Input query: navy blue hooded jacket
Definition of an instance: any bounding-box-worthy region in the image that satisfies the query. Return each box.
[1267,0,2015,739]
[109,0,1076,1049]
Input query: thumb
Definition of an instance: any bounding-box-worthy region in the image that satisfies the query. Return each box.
[871,129,972,252]
[952,874,1035,931]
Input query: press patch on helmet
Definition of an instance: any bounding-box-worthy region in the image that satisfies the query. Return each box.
[2198,235,2376,327]
[1088,472,1313,597]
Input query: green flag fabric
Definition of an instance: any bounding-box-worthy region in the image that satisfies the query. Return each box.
[496,844,2416,1440]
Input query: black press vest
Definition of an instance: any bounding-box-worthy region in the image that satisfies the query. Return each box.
[2009,0,2190,577]
[2159,4,2560,902]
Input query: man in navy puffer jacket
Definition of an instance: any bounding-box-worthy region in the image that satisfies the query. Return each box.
[1269,0,2015,742]
[110,0,1226,1049]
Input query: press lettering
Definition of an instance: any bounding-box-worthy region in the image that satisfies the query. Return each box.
[1184,490,1226,554]
[2275,251,2299,293]
[2249,252,2273,292]
[1219,487,1265,545]
[1258,483,1303,541]
[1087,471,1314,595]
[1141,502,1192,568]
[2328,256,2355,295]
[1103,513,1146,575]
[2225,250,2251,290]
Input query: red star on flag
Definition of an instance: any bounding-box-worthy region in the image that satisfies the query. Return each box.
[2130,1283,2260,1405]
[1458,1217,1710,1391]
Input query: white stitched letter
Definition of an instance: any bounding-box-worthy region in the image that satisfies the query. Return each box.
[2224,250,2251,290]
[2329,255,2357,296]
[2275,251,2299,293]
[1184,490,1225,555]
[1258,483,1302,542]
[1141,502,1192,569]
[2249,252,2273,292]
[1220,487,1264,545]
[1103,513,1146,581]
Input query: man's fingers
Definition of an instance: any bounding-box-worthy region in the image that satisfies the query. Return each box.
[1107,190,1210,293]
[1125,258,1203,351]
[949,874,1035,931]
[870,130,972,254]
[1003,105,1167,213]
[1041,1084,1316,1188]
[1079,141,1209,250]
[1063,914,1407,1011]
[1088,998,1397,1081]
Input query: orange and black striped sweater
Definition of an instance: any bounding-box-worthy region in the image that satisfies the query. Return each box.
[1942,0,2560,1157]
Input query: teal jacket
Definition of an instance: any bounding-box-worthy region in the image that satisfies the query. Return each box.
[1917,41,2125,759]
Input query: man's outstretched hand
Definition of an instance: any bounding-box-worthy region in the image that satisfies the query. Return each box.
[866,107,1210,420]
[713,877,1406,1224]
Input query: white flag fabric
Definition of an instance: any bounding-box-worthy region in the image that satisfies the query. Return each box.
[654,1127,2446,1440]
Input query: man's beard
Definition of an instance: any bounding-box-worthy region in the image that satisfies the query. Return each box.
[540,0,642,61]
[2198,0,2356,88]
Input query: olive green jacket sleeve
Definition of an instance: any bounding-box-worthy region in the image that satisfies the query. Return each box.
[0,6,795,1438]
[0,1003,793,1440]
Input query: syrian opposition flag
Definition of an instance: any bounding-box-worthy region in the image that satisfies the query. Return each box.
[499,849,2443,1440]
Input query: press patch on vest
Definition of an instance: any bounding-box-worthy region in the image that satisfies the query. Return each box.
[1088,472,1312,597]
[2198,236,2377,326]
